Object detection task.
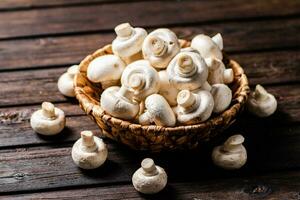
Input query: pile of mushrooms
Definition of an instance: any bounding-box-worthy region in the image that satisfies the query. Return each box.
[27,22,280,195]
[85,22,236,127]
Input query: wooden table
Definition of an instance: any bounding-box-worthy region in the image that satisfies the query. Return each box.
[0,0,299,199]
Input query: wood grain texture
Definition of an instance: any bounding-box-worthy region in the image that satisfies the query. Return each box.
[0,0,120,10]
[0,62,299,107]
[0,0,299,39]
[2,170,300,199]
[0,146,134,194]
[0,82,299,148]
[232,50,300,85]
[0,120,300,194]
[1,18,300,71]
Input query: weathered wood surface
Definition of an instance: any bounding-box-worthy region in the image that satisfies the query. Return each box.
[0,84,299,148]
[0,0,121,11]
[2,170,300,200]
[0,0,299,39]
[1,18,300,71]
[0,120,299,194]
[0,0,300,198]
[0,63,299,106]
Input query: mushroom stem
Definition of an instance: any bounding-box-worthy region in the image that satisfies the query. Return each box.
[254,85,269,101]
[118,85,134,100]
[129,74,145,91]
[223,135,244,152]
[177,90,196,110]
[141,158,158,175]
[81,131,95,147]
[148,36,167,56]
[42,102,56,118]
[177,54,196,75]
[115,23,133,38]
[139,111,153,125]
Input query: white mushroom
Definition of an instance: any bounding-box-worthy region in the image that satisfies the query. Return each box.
[30,102,65,135]
[211,84,232,113]
[211,33,223,50]
[112,23,147,64]
[200,81,212,92]
[180,47,199,53]
[72,131,108,169]
[100,85,139,120]
[139,94,176,127]
[212,134,247,170]
[167,51,208,90]
[174,90,214,124]
[87,55,126,89]
[247,84,277,117]
[132,158,167,194]
[57,65,79,97]
[142,28,180,69]
[121,60,160,102]
[191,33,223,60]
[158,70,179,106]
[205,57,234,85]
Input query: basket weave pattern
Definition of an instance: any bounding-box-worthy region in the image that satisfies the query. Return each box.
[74,40,250,151]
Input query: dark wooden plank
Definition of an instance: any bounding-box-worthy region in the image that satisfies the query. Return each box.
[0,82,299,148]
[0,103,95,148]
[0,0,299,39]
[0,146,133,193]
[232,50,300,85]
[2,170,300,200]
[0,68,66,106]
[0,0,117,10]
[0,119,300,194]
[1,18,300,71]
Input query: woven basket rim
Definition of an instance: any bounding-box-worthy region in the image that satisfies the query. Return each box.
[74,40,249,134]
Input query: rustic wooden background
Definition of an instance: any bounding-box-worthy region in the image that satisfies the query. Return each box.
[0,0,299,199]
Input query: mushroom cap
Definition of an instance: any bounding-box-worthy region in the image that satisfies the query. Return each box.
[132,158,167,194]
[191,34,223,60]
[100,86,139,120]
[142,28,180,69]
[167,51,208,90]
[223,68,234,84]
[158,70,179,106]
[112,23,147,58]
[225,134,245,146]
[57,65,79,97]
[121,60,160,102]
[30,103,65,135]
[212,135,247,170]
[71,132,108,169]
[175,90,214,124]
[211,84,232,113]
[212,145,247,170]
[247,85,277,117]
[211,33,223,50]
[180,47,199,53]
[140,94,176,127]
[87,55,125,84]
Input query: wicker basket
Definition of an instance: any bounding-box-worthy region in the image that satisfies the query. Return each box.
[74,40,250,152]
